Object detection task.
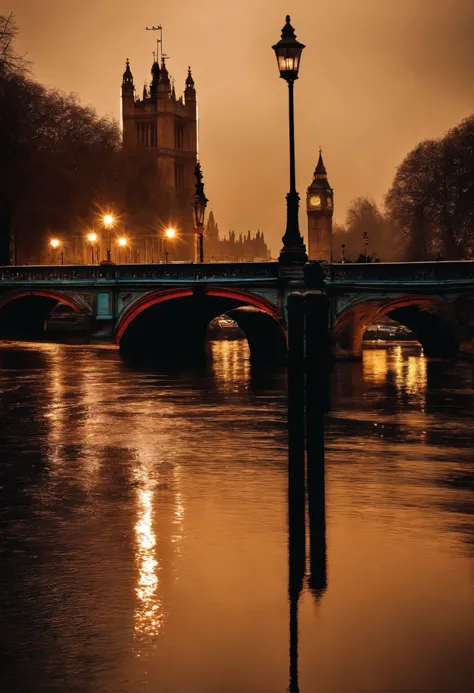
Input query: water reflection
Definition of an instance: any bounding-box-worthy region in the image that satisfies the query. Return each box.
[210,339,250,389]
[134,487,162,640]
[0,341,472,693]
[363,345,427,401]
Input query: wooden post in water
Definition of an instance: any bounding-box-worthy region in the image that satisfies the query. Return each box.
[303,262,330,596]
[287,292,306,515]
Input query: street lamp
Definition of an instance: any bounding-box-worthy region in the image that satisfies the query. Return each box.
[87,232,98,264]
[163,228,176,263]
[363,231,369,262]
[50,238,63,265]
[192,161,208,263]
[117,236,128,263]
[102,214,115,262]
[272,15,307,266]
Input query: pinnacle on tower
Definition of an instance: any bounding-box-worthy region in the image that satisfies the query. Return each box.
[185,66,196,102]
[122,58,134,87]
[186,66,195,88]
[149,57,160,101]
[159,56,169,81]
[314,148,327,178]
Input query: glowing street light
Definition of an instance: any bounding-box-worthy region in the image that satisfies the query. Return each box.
[102,213,115,262]
[163,228,176,263]
[50,238,64,265]
[116,236,129,264]
[87,232,98,264]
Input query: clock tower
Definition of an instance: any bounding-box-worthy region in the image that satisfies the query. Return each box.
[306,150,333,262]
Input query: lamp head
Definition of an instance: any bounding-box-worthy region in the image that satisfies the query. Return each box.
[272,15,305,82]
[103,214,114,228]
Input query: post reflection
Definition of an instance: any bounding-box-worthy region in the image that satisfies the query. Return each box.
[134,487,163,639]
[288,467,305,693]
[307,422,327,600]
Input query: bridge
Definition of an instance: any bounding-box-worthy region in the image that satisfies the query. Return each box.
[0,261,473,364]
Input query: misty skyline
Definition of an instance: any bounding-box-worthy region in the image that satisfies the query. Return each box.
[11,0,474,254]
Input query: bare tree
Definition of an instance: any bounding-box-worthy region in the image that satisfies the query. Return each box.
[385,116,474,260]
[0,13,28,76]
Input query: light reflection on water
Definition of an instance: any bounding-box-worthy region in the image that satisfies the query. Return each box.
[134,488,162,641]
[0,339,472,693]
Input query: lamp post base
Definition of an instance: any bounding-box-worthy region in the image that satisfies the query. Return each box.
[279,191,308,266]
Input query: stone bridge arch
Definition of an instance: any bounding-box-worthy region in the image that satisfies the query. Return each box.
[116,286,287,366]
[333,293,461,358]
[0,289,92,339]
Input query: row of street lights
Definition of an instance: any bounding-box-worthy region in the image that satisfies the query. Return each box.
[49,219,177,265]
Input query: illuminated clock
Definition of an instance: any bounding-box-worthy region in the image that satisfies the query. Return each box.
[326,196,333,209]
[309,195,321,209]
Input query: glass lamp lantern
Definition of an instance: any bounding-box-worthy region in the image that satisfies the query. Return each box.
[272,15,305,82]
[193,162,208,229]
[193,195,208,229]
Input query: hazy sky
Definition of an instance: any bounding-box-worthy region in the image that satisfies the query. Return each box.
[7,0,474,254]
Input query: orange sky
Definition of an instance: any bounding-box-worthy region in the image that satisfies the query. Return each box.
[9,0,474,255]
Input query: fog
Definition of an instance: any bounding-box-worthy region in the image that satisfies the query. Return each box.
[10,0,474,254]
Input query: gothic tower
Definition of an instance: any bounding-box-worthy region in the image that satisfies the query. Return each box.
[121,56,198,260]
[306,150,333,262]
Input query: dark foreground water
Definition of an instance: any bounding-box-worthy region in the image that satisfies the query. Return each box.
[0,340,472,693]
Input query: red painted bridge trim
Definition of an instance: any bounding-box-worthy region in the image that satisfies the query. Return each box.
[115,287,281,344]
[0,290,88,314]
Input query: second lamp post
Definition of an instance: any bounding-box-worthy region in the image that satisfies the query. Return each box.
[272,15,308,266]
[193,162,208,263]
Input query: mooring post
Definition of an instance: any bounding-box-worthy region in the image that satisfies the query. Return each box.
[303,263,330,596]
[287,291,306,516]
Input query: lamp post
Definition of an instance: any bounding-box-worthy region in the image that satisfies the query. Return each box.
[192,162,208,263]
[117,236,128,264]
[363,231,369,262]
[87,232,98,264]
[272,16,307,266]
[163,228,176,263]
[341,243,346,263]
[103,214,115,262]
[50,238,63,265]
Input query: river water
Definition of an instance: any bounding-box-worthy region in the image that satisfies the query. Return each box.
[0,340,472,693]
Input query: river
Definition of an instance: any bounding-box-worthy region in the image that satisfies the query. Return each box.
[0,340,472,693]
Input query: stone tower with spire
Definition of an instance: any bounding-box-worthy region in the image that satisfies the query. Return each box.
[121,56,198,259]
[306,150,334,262]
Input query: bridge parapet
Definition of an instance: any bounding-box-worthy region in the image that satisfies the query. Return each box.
[330,261,474,283]
[0,262,280,284]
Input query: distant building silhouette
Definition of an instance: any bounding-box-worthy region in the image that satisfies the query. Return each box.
[306,150,334,262]
[121,56,197,260]
[204,212,271,262]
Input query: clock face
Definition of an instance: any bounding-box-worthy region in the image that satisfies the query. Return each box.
[327,196,333,209]
[309,195,321,209]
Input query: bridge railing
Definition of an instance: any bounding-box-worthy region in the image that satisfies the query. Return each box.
[0,262,280,282]
[329,261,474,282]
